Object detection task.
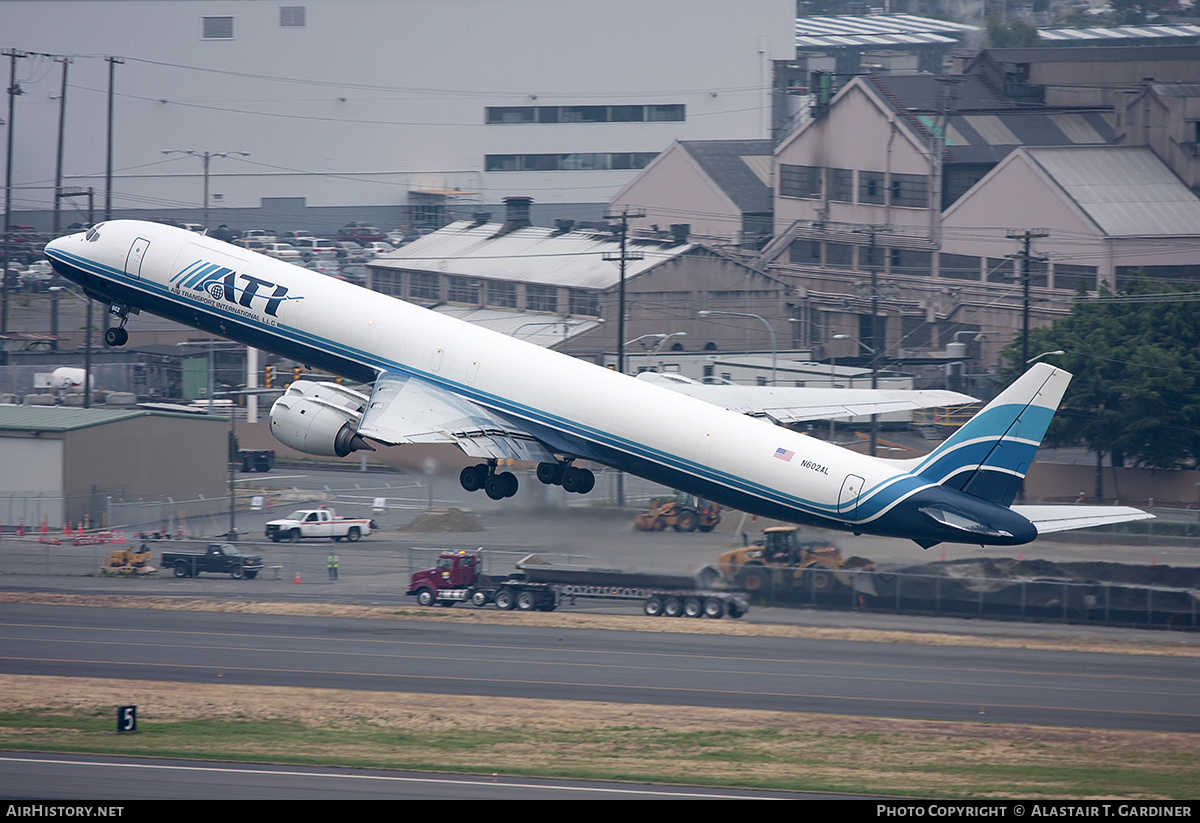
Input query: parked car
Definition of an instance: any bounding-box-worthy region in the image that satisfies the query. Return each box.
[20,260,54,291]
[293,238,340,260]
[241,229,277,244]
[336,224,384,243]
[280,230,315,243]
[359,241,394,259]
[262,242,301,261]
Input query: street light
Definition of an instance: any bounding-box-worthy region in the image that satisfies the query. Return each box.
[697,310,776,385]
[162,149,249,230]
[1026,349,1064,365]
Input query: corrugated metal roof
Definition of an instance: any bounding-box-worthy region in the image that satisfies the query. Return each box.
[795,13,976,48]
[1039,24,1200,42]
[370,221,695,289]
[678,139,773,215]
[0,406,188,433]
[1024,146,1200,237]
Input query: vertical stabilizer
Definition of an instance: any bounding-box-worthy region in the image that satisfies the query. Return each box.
[899,363,1071,506]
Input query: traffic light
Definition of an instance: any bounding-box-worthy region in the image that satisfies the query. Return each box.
[264,365,273,388]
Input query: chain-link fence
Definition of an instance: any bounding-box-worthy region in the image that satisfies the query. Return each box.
[740,566,1199,630]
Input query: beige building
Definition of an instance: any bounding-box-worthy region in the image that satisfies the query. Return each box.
[0,407,228,527]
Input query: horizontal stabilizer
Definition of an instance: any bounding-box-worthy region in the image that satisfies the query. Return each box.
[1011,505,1154,534]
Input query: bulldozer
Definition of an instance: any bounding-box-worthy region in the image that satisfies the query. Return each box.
[634,493,721,533]
[700,526,872,594]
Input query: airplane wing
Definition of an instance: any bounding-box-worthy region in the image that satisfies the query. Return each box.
[1011,505,1155,534]
[635,372,976,424]
[355,372,558,462]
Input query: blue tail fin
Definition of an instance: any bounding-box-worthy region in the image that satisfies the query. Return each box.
[898,363,1071,507]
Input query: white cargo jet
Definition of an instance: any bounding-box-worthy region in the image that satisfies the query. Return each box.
[44,221,1150,548]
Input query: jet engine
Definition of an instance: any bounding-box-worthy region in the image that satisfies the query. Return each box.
[269,381,375,457]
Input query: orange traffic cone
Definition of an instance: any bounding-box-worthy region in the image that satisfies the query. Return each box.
[294,571,301,584]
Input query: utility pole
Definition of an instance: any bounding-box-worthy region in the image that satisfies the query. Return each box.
[602,206,644,508]
[602,206,645,375]
[852,224,891,456]
[104,56,122,220]
[52,57,71,235]
[1006,228,1049,369]
[2,49,27,336]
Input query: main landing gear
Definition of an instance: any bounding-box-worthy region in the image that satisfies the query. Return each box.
[103,303,132,347]
[458,459,597,500]
[535,460,595,495]
[459,461,519,500]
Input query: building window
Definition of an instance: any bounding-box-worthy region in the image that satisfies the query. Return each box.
[1053,264,1097,292]
[568,289,599,317]
[486,105,685,125]
[371,270,404,297]
[825,242,854,269]
[986,258,1014,283]
[939,253,981,281]
[889,248,932,276]
[486,281,517,308]
[779,164,820,199]
[859,171,884,205]
[485,153,658,172]
[202,16,234,39]
[789,239,821,265]
[409,272,440,301]
[889,173,929,208]
[525,285,558,313]
[279,6,306,27]
[829,168,854,202]
[447,277,480,305]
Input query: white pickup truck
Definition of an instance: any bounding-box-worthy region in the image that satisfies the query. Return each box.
[265,508,376,543]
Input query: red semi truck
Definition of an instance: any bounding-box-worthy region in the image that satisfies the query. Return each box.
[408,551,748,619]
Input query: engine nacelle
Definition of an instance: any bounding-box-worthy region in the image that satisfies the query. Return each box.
[269,381,374,458]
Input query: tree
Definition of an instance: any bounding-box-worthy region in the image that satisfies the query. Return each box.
[1002,279,1200,473]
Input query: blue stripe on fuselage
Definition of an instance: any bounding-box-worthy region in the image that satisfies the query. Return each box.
[45,247,962,533]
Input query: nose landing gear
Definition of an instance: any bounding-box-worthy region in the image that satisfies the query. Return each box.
[103,302,134,347]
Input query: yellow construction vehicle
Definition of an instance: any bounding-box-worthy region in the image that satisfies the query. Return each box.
[101,544,157,576]
[634,493,721,533]
[703,526,872,593]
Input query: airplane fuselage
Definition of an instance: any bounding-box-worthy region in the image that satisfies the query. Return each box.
[46,221,1038,546]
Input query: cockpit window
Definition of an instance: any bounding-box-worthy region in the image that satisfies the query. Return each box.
[85,225,102,242]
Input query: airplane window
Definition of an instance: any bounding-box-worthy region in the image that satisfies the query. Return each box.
[85,226,102,242]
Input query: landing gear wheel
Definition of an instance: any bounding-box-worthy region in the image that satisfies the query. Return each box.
[561,467,594,494]
[103,326,128,347]
[536,462,563,485]
[460,464,487,492]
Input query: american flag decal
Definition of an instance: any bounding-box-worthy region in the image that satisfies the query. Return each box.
[774,448,794,462]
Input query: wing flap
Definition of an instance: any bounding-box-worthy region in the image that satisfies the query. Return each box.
[356,372,557,462]
[1011,505,1154,534]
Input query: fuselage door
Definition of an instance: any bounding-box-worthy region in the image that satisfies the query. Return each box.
[125,237,151,280]
[838,474,864,521]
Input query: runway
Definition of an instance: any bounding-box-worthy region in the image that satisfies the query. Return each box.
[3,602,1196,732]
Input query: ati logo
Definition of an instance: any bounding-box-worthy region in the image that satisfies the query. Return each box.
[171,260,300,316]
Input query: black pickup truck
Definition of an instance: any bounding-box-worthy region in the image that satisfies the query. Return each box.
[162,544,264,579]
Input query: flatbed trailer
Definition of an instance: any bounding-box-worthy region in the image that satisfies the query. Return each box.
[408,552,748,618]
